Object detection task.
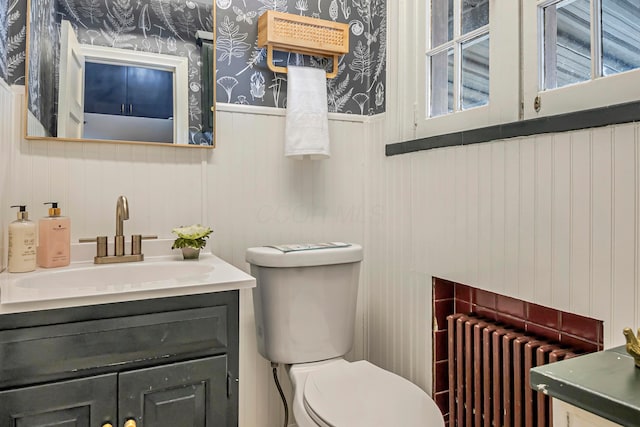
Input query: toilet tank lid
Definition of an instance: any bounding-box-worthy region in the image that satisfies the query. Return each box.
[246,243,363,267]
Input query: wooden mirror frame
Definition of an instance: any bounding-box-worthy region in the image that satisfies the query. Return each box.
[23,0,216,149]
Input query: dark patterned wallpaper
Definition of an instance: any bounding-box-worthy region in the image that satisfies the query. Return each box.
[2,0,386,118]
[0,0,27,85]
[25,0,214,144]
[215,0,386,114]
[28,0,58,135]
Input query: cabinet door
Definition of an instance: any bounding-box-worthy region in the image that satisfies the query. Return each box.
[84,62,127,116]
[126,66,174,119]
[119,356,229,427]
[0,373,117,427]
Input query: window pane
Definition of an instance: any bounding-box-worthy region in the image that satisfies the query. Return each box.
[429,48,454,117]
[543,0,591,90]
[462,35,489,110]
[431,0,454,47]
[602,0,640,76]
[462,0,489,34]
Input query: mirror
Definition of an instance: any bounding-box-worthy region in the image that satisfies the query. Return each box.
[25,0,215,147]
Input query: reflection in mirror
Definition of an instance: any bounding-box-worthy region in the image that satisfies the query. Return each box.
[26,0,215,147]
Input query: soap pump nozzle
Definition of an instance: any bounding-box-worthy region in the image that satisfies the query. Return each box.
[10,205,29,220]
[44,202,61,216]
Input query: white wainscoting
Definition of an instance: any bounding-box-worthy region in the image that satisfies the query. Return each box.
[210,107,369,427]
[364,120,640,398]
[0,80,19,272]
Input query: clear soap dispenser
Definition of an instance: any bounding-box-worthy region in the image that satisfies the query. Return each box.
[8,205,37,273]
[37,202,71,268]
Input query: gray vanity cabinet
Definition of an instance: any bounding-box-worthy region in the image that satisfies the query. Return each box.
[0,374,117,426]
[119,356,228,427]
[0,291,239,427]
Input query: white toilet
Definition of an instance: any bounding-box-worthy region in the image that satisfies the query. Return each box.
[246,243,445,427]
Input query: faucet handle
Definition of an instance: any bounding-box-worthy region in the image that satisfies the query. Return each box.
[131,235,158,255]
[96,236,108,257]
[131,235,142,255]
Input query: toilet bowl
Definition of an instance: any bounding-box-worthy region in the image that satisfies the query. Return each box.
[287,359,445,427]
[246,243,445,426]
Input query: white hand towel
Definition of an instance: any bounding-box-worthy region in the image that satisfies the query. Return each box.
[285,66,330,160]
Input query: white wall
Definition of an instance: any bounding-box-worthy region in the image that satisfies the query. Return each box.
[0,82,23,273]
[209,104,369,426]
[364,121,640,396]
[366,0,640,401]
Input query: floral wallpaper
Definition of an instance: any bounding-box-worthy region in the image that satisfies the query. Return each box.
[2,0,386,118]
[216,0,386,114]
[0,0,27,85]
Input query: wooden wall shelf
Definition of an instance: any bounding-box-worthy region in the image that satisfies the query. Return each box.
[257,11,350,79]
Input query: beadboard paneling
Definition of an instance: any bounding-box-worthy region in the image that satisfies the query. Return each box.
[366,123,640,408]
[0,80,17,272]
[209,108,368,427]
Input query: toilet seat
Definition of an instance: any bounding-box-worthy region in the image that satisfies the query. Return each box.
[301,360,443,427]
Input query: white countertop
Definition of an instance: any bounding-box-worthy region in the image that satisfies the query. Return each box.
[0,240,255,314]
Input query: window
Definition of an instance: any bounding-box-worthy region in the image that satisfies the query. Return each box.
[523,0,640,118]
[414,0,520,139]
[410,0,640,140]
[428,0,490,117]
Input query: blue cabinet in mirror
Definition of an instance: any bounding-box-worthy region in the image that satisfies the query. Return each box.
[25,0,216,147]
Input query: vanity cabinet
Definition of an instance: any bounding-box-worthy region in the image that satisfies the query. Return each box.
[0,291,239,427]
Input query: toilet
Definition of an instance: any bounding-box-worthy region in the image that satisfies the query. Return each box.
[246,243,445,427]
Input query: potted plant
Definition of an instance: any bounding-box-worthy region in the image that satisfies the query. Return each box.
[171,224,213,260]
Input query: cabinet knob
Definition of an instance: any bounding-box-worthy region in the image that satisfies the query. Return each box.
[124,420,137,427]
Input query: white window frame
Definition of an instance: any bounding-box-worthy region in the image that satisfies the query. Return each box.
[398,0,640,142]
[412,0,521,140]
[522,0,640,119]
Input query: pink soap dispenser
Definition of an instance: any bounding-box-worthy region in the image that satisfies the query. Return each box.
[37,202,71,268]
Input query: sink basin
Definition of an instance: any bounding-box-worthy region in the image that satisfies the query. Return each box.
[14,261,214,290]
[0,249,255,311]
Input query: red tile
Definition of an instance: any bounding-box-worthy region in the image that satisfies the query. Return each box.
[434,360,449,393]
[496,294,526,319]
[455,284,472,303]
[561,312,600,342]
[434,279,455,300]
[528,303,560,329]
[598,322,604,346]
[496,313,525,330]
[434,391,449,415]
[474,288,496,309]
[434,299,455,331]
[455,299,472,314]
[525,322,560,343]
[560,333,598,353]
[472,305,498,321]
[434,330,449,362]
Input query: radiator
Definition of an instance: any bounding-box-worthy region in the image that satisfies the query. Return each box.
[447,314,578,427]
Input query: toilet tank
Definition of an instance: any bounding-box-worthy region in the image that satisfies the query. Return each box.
[246,244,363,364]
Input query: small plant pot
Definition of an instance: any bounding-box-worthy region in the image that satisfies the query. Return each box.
[181,247,201,260]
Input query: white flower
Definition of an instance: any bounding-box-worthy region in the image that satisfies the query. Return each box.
[172,225,213,240]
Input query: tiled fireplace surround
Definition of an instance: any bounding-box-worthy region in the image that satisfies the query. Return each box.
[432,277,604,423]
